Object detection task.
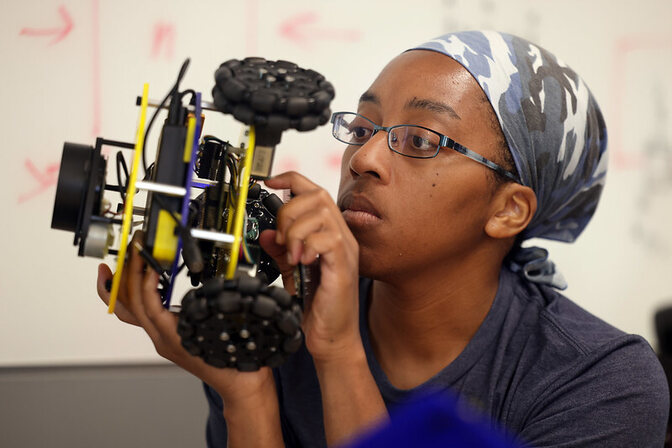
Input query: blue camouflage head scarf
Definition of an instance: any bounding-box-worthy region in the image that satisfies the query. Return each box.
[411,31,608,289]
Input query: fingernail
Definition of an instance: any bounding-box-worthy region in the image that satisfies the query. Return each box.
[287,252,294,266]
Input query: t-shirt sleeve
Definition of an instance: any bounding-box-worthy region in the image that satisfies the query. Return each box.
[517,336,669,447]
[204,383,228,448]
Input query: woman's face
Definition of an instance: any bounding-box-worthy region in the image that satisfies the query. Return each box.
[336,50,507,280]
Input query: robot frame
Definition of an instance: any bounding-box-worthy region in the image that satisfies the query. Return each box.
[51,57,334,371]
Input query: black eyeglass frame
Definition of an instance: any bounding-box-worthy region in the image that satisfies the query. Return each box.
[330,111,520,182]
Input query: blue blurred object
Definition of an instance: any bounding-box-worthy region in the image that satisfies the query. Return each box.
[344,391,526,448]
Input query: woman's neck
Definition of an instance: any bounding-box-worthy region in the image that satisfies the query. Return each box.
[367,258,502,389]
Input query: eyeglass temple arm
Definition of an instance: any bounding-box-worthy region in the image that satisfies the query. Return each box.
[443,137,520,182]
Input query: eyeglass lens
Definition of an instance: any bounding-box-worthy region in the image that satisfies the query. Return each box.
[333,113,440,158]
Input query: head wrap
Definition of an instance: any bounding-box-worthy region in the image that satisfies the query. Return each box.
[411,31,608,289]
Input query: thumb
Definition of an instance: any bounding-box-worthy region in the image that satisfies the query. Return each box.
[96,263,113,301]
[259,229,288,262]
[259,230,295,293]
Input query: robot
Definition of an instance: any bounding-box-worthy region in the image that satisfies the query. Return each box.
[51,57,334,371]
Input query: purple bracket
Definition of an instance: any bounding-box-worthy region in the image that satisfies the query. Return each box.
[164,92,202,308]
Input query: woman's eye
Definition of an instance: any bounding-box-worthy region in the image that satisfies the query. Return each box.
[411,135,432,150]
[351,126,372,141]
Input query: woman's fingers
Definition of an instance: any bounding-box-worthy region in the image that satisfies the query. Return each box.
[282,207,336,265]
[96,264,142,326]
[265,172,331,242]
[265,170,357,270]
[300,231,343,266]
[274,191,344,247]
[125,239,146,308]
[96,231,190,359]
[263,170,318,195]
[258,230,297,296]
[122,239,163,342]
[141,269,183,349]
[258,230,289,264]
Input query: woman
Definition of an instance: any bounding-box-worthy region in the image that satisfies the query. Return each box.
[98,31,668,447]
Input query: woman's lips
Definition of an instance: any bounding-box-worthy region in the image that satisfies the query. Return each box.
[342,209,382,226]
[339,194,382,226]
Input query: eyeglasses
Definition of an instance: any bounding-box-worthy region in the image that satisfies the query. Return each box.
[330,112,519,182]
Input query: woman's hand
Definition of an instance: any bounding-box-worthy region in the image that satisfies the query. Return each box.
[262,172,362,364]
[262,173,387,447]
[95,232,274,404]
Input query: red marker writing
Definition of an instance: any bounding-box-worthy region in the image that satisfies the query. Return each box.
[151,22,176,59]
[279,11,362,48]
[19,159,60,204]
[19,5,73,45]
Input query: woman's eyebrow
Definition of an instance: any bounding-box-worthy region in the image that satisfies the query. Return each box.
[405,96,461,120]
[358,92,461,120]
[358,91,380,105]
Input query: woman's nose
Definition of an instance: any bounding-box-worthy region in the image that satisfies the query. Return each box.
[346,131,391,182]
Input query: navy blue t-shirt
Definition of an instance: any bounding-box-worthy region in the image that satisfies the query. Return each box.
[205,267,669,447]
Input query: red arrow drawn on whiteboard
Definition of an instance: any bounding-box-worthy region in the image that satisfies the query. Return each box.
[18,159,60,204]
[19,5,74,45]
[151,22,176,59]
[279,11,361,47]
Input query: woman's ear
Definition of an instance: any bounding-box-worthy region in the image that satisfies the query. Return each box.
[485,184,537,239]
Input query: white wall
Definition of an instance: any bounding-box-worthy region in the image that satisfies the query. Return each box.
[1,0,671,365]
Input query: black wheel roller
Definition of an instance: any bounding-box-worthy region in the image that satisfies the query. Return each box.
[177,273,303,371]
[212,57,335,137]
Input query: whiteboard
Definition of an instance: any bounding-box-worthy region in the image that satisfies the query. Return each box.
[1,0,671,366]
